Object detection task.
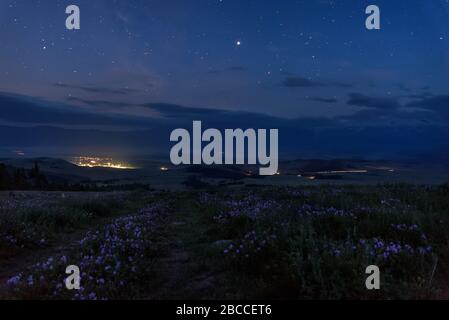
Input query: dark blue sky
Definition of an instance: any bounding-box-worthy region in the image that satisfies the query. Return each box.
[1,0,449,158]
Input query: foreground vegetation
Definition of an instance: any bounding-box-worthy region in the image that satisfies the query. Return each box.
[1,184,448,299]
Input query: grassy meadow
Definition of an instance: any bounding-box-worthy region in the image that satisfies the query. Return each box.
[1,184,448,300]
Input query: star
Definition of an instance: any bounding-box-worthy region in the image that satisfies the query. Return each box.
[236,40,241,47]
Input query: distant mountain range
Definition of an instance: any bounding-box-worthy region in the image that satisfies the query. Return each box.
[1,156,449,187]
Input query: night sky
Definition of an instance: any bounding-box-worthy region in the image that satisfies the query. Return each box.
[1,0,449,159]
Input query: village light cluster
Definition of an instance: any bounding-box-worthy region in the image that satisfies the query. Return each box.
[71,157,136,169]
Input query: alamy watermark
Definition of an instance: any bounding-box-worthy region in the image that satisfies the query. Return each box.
[65,265,80,290]
[169,121,279,176]
[365,265,380,290]
[63,4,380,31]
[365,5,381,30]
[65,5,80,30]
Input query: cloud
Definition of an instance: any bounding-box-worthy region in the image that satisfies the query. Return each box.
[311,97,338,103]
[339,92,448,124]
[66,97,135,108]
[207,66,247,75]
[2,92,449,160]
[142,103,227,118]
[54,83,141,95]
[406,94,449,119]
[0,92,150,128]
[282,76,352,88]
[405,92,434,100]
[2,93,290,133]
[282,76,323,88]
[341,108,436,124]
[395,83,412,93]
[344,92,449,122]
[347,93,401,109]
[65,97,227,117]
[66,97,285,128]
